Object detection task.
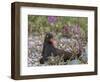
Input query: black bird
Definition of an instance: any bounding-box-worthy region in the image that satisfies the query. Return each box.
[40,33,81,64]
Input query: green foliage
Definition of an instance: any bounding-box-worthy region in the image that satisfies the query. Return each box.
[28,15,88,35]
[47,53,65,65]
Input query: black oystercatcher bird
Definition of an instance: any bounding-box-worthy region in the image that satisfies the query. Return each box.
[40,32,81,64]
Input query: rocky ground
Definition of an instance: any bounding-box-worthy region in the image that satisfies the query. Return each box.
[28,34,88,67]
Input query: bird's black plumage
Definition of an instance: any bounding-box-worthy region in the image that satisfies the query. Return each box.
[40,33,81,64]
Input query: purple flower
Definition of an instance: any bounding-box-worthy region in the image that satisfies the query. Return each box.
[48,16,57,24]
[63,25,69,32]
[74,24,80,34]
[62,25,70,34]
[77,25,80,33]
